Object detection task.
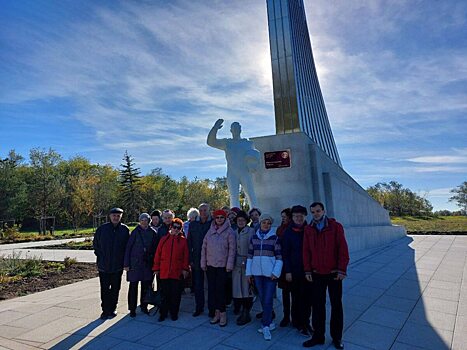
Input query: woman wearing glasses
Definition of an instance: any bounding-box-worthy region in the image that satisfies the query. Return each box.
[153,218,190,322]
[200,209,236,327]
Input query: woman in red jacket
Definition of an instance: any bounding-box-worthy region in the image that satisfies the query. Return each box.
[153,218,190,322]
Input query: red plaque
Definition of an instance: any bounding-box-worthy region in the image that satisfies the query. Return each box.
[264,150,291,169]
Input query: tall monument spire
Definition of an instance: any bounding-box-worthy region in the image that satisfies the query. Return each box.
[266,0,342,166]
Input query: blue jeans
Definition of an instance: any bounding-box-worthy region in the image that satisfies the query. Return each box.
[254,276,277,327]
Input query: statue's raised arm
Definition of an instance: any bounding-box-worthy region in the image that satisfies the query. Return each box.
[207,118,227,151]
[206,119,259,208]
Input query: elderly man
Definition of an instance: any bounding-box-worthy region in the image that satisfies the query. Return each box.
[302,202,349,349]
[187,203,212,317]
[93,208,130,319]
[157,209,174,238]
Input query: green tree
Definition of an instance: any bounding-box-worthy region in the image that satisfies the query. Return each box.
[93,164,120,217]
[0,150,24,221]
[28,148,64,233]
[449,181,467,215]
[119,151,142,222]
[367,181,433,217]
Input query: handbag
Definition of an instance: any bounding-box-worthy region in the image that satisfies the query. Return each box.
[142,274,161,306]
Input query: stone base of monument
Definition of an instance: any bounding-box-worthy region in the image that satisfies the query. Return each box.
[251,132,406,253]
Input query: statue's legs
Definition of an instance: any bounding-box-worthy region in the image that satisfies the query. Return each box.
[226,172,241,208]
[240,175,257,209]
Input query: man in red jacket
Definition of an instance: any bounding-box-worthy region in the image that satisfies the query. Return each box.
[302,202,349,349]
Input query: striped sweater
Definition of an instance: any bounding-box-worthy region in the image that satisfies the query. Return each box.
[245,228,283,278]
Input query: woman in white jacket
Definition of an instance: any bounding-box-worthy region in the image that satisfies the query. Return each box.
[245,214,283,341]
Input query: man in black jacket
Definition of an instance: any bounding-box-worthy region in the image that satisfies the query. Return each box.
[93,208,130,319]
[187,203,212,317]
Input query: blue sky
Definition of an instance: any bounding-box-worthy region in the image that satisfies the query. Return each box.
[1,0,466,211]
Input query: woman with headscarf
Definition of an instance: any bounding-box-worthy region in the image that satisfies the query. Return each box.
[200,209,236,327]
[124,213,158,317]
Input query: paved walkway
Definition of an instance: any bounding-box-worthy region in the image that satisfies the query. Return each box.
[0,237,95,263]
[0,235,466,350]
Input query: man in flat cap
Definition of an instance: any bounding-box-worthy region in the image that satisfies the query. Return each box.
[93,208,130,319]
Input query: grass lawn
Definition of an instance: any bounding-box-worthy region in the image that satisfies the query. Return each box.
[391,216,467,233]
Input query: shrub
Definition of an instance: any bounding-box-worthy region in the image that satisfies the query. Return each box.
[64,257,78,268]
[0,226,20,241]
[46,261,65,272]
[0,252,43,278]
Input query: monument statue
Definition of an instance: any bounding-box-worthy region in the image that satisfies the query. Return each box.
[207,118,260,208]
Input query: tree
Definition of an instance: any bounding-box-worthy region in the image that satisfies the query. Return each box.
[0,150,25,221]
[367,181,433,217]
[119,151,142,222]
[449,181,467,215]
[28,148,64,233]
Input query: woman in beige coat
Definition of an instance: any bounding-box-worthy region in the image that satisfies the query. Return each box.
[232,210,255,325]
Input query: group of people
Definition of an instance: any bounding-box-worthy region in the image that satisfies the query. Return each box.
[93,202,349,349]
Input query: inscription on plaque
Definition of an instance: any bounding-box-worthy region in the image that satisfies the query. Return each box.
[264,150,291,169]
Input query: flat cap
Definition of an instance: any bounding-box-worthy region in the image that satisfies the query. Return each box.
[109,207,124,214]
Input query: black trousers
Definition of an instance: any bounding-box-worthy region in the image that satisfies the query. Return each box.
[225,271,233,306]
[99,271,123,314]
[290,276,312,328]
[128,280,151,312]
[312,273,343,341]
[160,278,183,318]
[192,269,205,312]
[281,284,291,320]
[206,266,227,313]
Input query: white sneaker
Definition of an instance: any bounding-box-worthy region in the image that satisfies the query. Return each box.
[263,326,272,341]
[258,323,276,333]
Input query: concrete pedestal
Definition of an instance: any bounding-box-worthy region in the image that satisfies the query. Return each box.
[250,132,406,253]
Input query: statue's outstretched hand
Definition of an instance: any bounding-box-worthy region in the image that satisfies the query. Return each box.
[214,118,224,130]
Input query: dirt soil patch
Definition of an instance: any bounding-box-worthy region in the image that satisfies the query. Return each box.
[0,262,98,300]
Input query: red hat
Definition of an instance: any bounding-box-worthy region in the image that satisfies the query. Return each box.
[230,207,241,214]
[213,209,227,217]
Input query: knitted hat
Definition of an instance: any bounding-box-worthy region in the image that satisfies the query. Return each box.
[259,213,274,224]
[139,213,151,221]
[230,207,241,214]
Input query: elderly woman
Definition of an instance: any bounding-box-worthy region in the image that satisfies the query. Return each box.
[184,207,199,238]
[246,214,283,341]
[124,213,158,317]
[158,209,174,238]
[232,210,255,325]
[201,209,236,327]
[153,218,189,322]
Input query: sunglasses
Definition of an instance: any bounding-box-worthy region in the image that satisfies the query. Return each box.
[215,216,225,219]
[172,225,182,230]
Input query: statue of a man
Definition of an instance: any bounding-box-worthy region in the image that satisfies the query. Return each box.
[207,119,260,208]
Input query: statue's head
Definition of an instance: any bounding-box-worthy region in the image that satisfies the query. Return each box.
[230,122,241,138]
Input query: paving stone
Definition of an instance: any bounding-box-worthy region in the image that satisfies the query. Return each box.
[408,306,456,331]
[452,315,467,350]
[80,336,122,350]
[0,310,29,326]
[423,286,460,302]
[359,305,409,329]
[8,306,75,329]
[161,325,231,350]
[396,321,452,350]
[374,295,417,314]
[415,296,458,315]
[0,325,29,338]
[105,318,158,342]
[427,280,461,291]
[344,320,399,350]
[0,336,38,350]
[40,333,95,350]
[390,342,426,350]
[15,316,89,343]
[137,326,187,348]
